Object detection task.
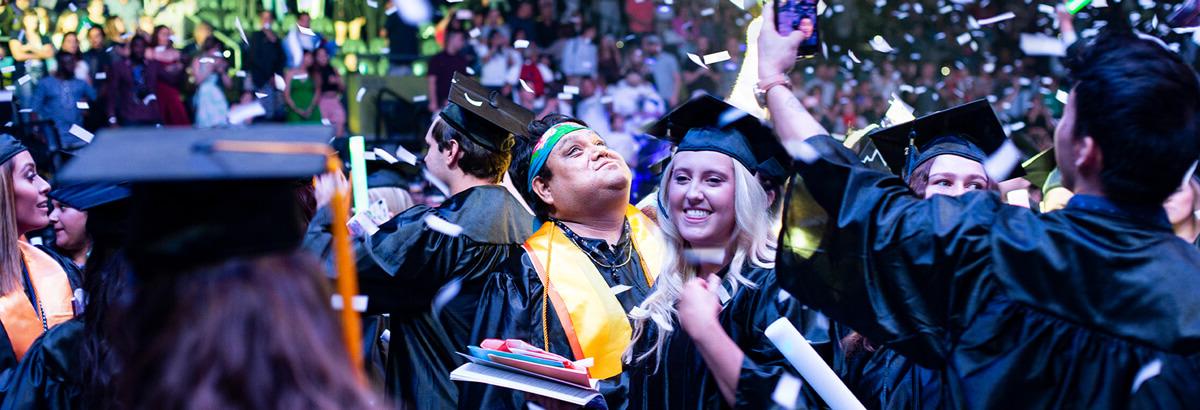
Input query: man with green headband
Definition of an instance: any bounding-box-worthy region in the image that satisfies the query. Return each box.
[465,114,665,409]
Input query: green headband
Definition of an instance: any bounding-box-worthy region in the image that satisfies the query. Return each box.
[527,123,587,191]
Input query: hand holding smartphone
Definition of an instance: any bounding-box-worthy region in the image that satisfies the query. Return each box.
[775,0,820,57]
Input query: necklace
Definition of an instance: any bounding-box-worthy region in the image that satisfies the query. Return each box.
[35,297,47,331]
[582,239,634,269]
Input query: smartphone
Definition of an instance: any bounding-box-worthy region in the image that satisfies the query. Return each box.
[775,0,820,57]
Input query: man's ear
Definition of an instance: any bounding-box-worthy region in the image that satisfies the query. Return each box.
[1074,135,1103,176]
[532,176,554,209]
[443,139,461,170]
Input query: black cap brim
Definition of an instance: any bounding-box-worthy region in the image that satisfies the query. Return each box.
[868,99,1022,180]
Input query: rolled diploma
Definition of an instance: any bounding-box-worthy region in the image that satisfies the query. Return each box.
[764,317,866,410]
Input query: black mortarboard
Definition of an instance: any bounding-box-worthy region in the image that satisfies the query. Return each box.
[440,72,534,153]
[49,182,131,211]
[365,157,420,189]
[0,134,27,166]
[643,94,793,184]
[57,126,332,277]
[868,99,1022,181]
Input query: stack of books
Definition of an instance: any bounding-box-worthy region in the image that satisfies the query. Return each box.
[450,339,602,406]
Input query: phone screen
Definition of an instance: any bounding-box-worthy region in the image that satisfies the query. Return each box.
[776,0,820,56]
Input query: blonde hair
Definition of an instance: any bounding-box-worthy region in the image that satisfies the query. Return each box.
[625,159,777,368]
[367,187,415,219]
[0,160,25,294]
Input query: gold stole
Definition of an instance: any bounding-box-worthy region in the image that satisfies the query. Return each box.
[523,206,663,380]
[0,242,74,359]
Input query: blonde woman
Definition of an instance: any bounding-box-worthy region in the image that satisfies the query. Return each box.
[0,135,81,375]
[625,96,817,409]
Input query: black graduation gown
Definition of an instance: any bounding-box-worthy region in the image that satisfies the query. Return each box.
[463,221,654,410]
[776,135,1200,408]
[624,265,828,410]
[0,318,82,409]
[304,185,532,410]
[833,326,943,410]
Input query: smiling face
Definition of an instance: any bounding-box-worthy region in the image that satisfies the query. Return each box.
[9,152,51,234]
[49,200,87,251]
[667,151,737,248]
[534,128,631,218]
[922,154,988,199]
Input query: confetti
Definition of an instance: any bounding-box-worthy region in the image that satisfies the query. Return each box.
[563,85,580,95]
[275,74,287,91]
[700,8,715,16]
[1130,359,1162,394]
[784,140,821,164]
[1037,4,1057,15]
[772,373,801,410]
[869,35,895,53]
[412,95,428,103]
[848,50,861,64]
[686,53,708,69]
[17,75,30,85]
[432,277,463,316]
[465,66,476,75]
[356,87,367,102]
[718,107,749,127]
[142,94,157,105]
[519,79,535,94]
[447,0,464,3]
[68,125,94,143]
[1019,33,1067,56]
[556,92,573,101]
[0,66,13,74]
[330,295,369,312]
[702,51,731,65]
[235,16,248,44]
[423,168,450,195]
[956,32,972,45]
[455,9,473,20]
[394,145,418,165]
[463,93,484,107]
[983,140,1022,180]
[0,91,11,102]
[514,39,530,49]
[683,248,726,265]
[76,102,89,110]
[298,25,316,36]
[254,92,268,99]
[1056,89,1069,104]
[777,289,792,303]
[1006,189,1031,207]
[469,27,481,38]
[715,282,732,305]
[228,101,267,124]
[885,94,916,125]
[234,71,246,78]
[373,147,399,164]
[293,73,309,81]
[366,0,378,7]
[611,284,632,296]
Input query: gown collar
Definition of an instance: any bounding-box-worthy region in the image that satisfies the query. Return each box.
[1064,194,1171,230]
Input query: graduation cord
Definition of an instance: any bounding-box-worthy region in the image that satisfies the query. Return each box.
[542,225,555,353]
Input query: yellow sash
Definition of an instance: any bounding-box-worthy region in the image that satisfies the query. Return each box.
[0,242,75,359]
[524,206,663,380]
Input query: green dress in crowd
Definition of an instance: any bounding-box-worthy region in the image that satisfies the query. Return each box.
[285,75,322,124]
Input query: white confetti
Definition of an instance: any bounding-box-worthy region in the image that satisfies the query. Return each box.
[455,9,473,20]
[142,94,157,105]
[363,151,378,161]
[274,74,287,91]
[784,140,821,164]
[254,92,268,99]
[977,11,1016,26]
[983,140,1022,180]
[198,57,215,64]
[366,0,378,7]
[68,125,94,143]
[18,108,31,113]
[563,85,580,95]
[519,79,535,94]
[1037,4,1056,15]
[29,237,42,246]
[356,87,367,102]
[686,52,708,69]
[702,51,732,65]
[715,282,732,304]
[777,289,792,303]
[0,66,13,74]
[1055,89,1069,104]
[431,277,463,315]
[330,295,369,312]
[1181,160,1198,189]
[611,284,631,296]
[718,107,749,127]
[514,39,530,49]
[235,70,247,78]
[17,75,31,85]
[76,101,89,110]
[700,8,715,16]
[413,95,428,103]
[683,248,726,265]
[297,25,316,36]
[422,168,450,195]
[1005,189,1031,207]
[1020,33,1066,57]
[869,35,895,53]
[469,27,481,38]
[373,147,399,164]
[0,91,11,102]
[235,16,248,45]
[957,32,972,45]
[465,66,476,75]
[556,92,573,101]
[228,101,267,124]
[772,374,802,410]
[1131,359,1162,394]
[848,50,861,64]
[394,145,418,165]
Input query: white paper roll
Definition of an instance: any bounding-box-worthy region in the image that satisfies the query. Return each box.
[764,317,865,410]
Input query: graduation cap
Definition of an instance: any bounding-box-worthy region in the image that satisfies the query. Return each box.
[642,94,793,185]
[868,99,1023,181]
[57,126,333,277]
[49,182,131,211]
[440,72,534,153]
[365,156,420,189]
[1021,148,1058,193]
[0,134,25,165]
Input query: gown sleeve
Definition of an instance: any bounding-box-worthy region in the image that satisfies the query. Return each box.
[732,270,827,409]
[775,135,1004,367]
[0,320,83,410]
[460,253,542,410]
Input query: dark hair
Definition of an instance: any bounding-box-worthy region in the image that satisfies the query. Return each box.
[88,25,104,38]
[116,251,381,410]
[81,199,133,409]
[905,155,998,198]
[431,119,512,183]
[513,114,589,220]
[1065,30,1200,205]
[298,12,310,20]
[152,25,171,47]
